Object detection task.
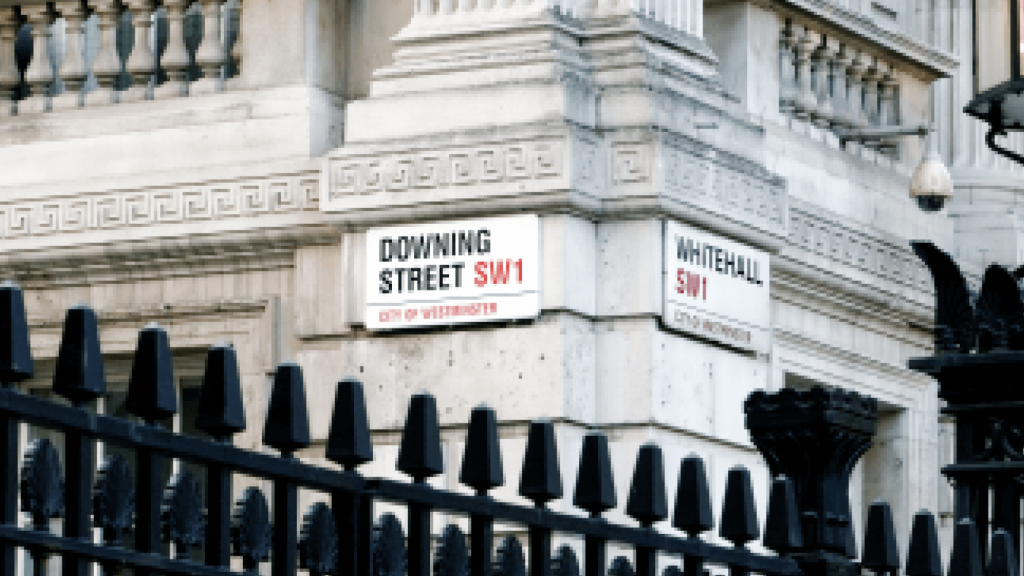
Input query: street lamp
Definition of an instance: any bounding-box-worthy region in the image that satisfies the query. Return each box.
[963,0,1024,165]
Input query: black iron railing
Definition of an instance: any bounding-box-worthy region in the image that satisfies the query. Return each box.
[0,279,1014,576]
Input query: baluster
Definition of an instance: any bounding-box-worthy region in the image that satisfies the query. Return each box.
[21,4,54,114]
[673,456,712,576]
[462,405,503,576]
[831,45,854,128]
[226,0,242,87]
[397,392,443,576]
[85,0,122,106]
[52,1,88,111]
[0,9,17,115]
[574,432,616,576]
[264,362,312,576]
[195,343,248,567]
[720,467,758,576]
[626,444,668,576]
[440,0,454,15]
[862,58,881,128]
[459,0,472,13]
[123,0,156,101]
[905,512,941,576]
[125,323,178,576]
[520,420,563,576]
[846,52,869,129]
[948,520,983,576]
[792,27,818,121]
[0,283,33,576]
[53,303,107,576]
[879,65,899,154]
[192,0,225,94]
[879,65,897,125]
[811,37,837,128]
[862,502,899,576]
[154,0,188,97]
[778,21,796,117]
[326,379,373,576]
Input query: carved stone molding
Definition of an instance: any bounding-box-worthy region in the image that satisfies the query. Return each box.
[0,172,321,240]
[788,199,932,295]
[658,132,788,234]
[325,138,569,201]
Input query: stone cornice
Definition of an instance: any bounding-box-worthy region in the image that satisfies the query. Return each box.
[28,299,269,331]
[1,225,339,288]
[716,0,959,80]
[774,328,935,403]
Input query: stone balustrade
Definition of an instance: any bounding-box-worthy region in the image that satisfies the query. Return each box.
[778,19,903,152]
[0,0,239,116]
[410,0,702,38]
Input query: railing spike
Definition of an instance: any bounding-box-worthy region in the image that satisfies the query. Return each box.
[262,361,311,456]
[460,404,503,494]
[0,281,33,383]
[764,475,802,554]
[53,303,106,406]
[987,529,1019,576]
[719,466,758,547]
[195,343,246,440]
[125,323,177,424]
[625,443,668,527]
[519,420,562,506]
[948,520,982,576]
[906,511,941,576]
[573,432,616,517]
[325,378,373,471]
[397,392,443,482]
[863,501,899,574]
[672,455,713,537]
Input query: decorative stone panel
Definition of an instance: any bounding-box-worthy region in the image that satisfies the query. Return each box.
[0,173,320,240]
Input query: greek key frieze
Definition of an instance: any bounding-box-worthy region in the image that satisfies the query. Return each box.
[0,175,320,240]
[326,142,565,199]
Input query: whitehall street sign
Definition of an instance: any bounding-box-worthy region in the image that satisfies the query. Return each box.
[663,221,770,353]
[365,215,540,330]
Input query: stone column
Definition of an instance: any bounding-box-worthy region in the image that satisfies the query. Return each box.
[0,8,20,116]
[778,21,797,117]
[154,0,189,98]
[192,0,225,94]
[52,0,89,111]
[792,27,819,121]
[123,0,156,102]
[84,0,123,106]
[810,36,838,128]
[20,4,54,114]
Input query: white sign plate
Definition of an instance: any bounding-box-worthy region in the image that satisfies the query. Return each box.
[663,221,771,353]
[365,215,540,330]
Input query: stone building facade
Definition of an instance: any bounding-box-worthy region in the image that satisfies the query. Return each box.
[0,0,1005,569]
